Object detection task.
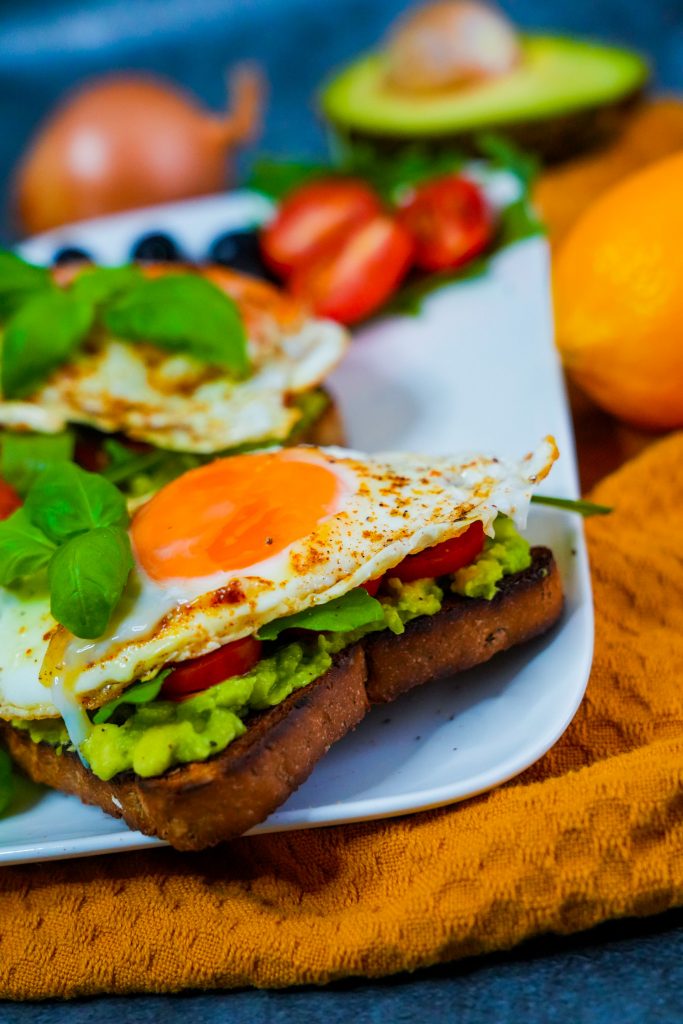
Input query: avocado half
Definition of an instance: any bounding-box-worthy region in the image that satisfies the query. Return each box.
[320,36,648,163]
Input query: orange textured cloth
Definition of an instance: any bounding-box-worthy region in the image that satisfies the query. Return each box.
[1,432,682,999]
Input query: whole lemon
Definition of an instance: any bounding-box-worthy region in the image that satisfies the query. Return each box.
[553,150,683,430]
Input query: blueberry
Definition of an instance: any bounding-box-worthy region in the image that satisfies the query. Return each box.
[53,246,91,265]
[208,229,276,281]
[132,232,182,262]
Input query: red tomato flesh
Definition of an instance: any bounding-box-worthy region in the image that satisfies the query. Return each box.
[361,576,383,597]
[391,521,485,583]
[160,635,263,701]
[260,178,381,277]
[397,175,493,272]
[290,214,414,325]
[0,479,22,520]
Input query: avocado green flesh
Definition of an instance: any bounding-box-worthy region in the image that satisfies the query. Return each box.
[321,36,647,137]
[15,517,531,780]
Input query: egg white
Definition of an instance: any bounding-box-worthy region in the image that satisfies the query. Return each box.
[0,439,557,721]
[0,316,347,452]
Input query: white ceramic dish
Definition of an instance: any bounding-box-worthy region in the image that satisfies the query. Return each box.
[0,193,593,865]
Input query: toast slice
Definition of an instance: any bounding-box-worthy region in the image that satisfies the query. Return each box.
[0,547,563,851]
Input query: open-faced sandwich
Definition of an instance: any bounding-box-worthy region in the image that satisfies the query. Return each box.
[0,438,563,849]
[0,252,348,498]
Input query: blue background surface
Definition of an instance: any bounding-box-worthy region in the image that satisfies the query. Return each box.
[1,0,682,1018]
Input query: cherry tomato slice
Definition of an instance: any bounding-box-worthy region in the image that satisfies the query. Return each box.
[397,176,493,272]
[0,479,22,520]
[361,576,383,597]
[290,214,414,325]
[391,521,485,583]
[160,635,263,701]
[260,179,381,277]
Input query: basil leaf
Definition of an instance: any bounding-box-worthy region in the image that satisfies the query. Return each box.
[1,290,94,399]
[0,431,74,496]
[0,507,56,586]
[48,524,134,639]
[259,588,383,641]
[0,748,13,816]
[70,264,142,307]
[92,670,169,724]
[531,495,612,517]
[103,274,248,375]
[0,250,52,319]
[24,463,129,544]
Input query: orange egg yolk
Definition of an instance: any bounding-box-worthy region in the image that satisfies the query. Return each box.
[131,450,345,581]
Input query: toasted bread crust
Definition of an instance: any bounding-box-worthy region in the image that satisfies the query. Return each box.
[365,547,563,702]
[1,548,563,850]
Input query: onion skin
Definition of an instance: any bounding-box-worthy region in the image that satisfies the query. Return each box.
[386,0,521,93]
[15,64,264,234]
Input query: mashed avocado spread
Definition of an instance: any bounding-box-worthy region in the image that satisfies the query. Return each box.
[17,516,530,780]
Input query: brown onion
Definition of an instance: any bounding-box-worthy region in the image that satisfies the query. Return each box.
[15,64,264,234]
[386,0,521,93]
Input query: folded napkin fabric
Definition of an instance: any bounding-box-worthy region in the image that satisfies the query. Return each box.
[1,432,682,999]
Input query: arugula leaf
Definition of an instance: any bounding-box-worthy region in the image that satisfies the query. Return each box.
[531,495,612,517]
[473,133,540,191]
[24,462,129,544]
[1,290,93,399]
[258,588,383,641]
[0,507,56,586]
[383,257,489,317]
[0,431,74,496]
[70,264,142,307]
[248,156,330,200]
[0,250,52,319]
[103,274,248,376]
[497,198,545,249]
[48,524,134,639]
[342,142,465,204]
[0,748,13,816]
[92,670,169,724]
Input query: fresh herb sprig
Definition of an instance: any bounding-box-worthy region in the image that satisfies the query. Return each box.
[531,495,612,517]
[0,254,249,400]
[0,464,134,638]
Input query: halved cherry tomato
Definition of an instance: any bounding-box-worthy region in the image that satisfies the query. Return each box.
[290,214,414,325]
[361,576,383,597]
[397,176,493,272]
[391,521,485,583]
[0,479,21,520]
[260,179,382,277]
[160,635,263,701]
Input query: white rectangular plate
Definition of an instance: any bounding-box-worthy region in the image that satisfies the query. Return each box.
[1,197,592,864]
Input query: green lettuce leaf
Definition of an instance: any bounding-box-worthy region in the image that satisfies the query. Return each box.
[92,671,170,725]
[259,587,383,641]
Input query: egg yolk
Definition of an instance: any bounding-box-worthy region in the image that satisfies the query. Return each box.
[131,450,346,581]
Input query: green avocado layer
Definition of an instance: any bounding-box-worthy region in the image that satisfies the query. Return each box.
[15,516,531,780]
[321,35,647,137]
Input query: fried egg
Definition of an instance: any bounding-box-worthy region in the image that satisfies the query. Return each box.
[0,267,348,452]
[0,438,558,726]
